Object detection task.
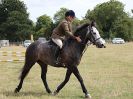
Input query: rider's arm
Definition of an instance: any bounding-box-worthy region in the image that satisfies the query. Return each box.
[62,22,73,36]
[61,22,76,39]
[62,22,81,42]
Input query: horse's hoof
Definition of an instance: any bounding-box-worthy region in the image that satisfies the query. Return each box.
[47,90,52,94]
[48,91,52,94]
[14,88,19,93]
[52,90,58,96]
[85,94,91,99]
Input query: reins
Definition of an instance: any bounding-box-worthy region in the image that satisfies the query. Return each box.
[81,41,91,56]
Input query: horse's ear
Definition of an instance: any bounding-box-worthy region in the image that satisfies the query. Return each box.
[88,25,93,32]
[90,20,96,27]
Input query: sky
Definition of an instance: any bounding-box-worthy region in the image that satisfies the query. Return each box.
[20,0,133,22]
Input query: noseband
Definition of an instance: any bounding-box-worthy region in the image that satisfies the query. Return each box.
[82,26,99,45]
[88,26,102,44]
[80,26,102,55]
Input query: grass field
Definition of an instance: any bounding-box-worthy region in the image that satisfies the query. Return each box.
[0,43,133,99]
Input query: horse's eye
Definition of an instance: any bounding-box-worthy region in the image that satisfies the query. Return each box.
[93,32,96,35]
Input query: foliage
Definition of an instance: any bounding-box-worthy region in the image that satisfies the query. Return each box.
[34,14,53,39]
[53,7,68,25]
[0,0,33,41]
[85,0,133,41]
[112,18,133,41]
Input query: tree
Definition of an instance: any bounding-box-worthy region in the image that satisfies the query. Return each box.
[0,0,33,41]
[53,7,68,25]
[85,0,132,40]
[0,0,7,25]
[35,14,53,39]
[112,18,133,41]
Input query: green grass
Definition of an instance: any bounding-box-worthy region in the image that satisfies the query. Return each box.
[0,43,133,99]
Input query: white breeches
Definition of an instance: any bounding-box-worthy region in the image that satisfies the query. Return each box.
[52,38,63,49]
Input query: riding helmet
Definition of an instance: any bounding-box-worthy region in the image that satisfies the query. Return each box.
[65,10,75,17]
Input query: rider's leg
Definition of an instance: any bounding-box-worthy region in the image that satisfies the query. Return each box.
[54,46,60,59]
[52,38,63,49]
[52,38,63,63]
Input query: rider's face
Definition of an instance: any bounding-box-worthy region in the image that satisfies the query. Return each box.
[67,16,75,22]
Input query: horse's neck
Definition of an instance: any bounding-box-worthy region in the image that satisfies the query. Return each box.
[63,39,83,55]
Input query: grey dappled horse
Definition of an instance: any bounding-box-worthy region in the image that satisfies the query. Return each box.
[15,23,106,99]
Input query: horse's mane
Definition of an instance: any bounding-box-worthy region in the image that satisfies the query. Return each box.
[64,23,90,48]
[74,23,90,35]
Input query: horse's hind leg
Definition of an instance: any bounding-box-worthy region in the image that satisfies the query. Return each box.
[38,61,51,94]
[53,69,72,95]
[14,61,35,93]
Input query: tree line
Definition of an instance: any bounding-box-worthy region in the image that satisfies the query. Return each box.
[0,0,133,41]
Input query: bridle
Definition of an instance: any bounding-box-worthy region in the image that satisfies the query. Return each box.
[88,26,102,45]
[81,26,100,45]
[81,25,102,55]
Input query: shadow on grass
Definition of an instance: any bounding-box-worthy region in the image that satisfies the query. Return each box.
[2,90,48,97]
[57,95,84,99]
[2,90,84,99]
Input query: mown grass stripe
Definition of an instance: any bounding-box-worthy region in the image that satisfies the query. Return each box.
[0,54,25,57]
[0,59,24,62]
[0,51,25,54]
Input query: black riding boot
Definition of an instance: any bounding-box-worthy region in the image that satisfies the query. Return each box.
[54,46,62,64]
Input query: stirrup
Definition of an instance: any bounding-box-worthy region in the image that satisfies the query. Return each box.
[55,57,61,64]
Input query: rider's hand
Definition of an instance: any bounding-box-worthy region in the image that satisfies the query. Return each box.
[75,36,82,42]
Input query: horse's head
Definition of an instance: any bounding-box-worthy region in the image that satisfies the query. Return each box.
[74,23,106,48]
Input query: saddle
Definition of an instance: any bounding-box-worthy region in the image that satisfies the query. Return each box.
[48,39,64,64]
[48,38,72,65]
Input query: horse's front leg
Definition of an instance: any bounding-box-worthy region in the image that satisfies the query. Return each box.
[71,66,91,99]
[53,69,72,95]
[38,61,52,94]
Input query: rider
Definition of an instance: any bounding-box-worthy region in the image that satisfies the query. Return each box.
[51,10,81,64]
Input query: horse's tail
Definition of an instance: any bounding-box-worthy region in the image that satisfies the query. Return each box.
[19,41,39,79]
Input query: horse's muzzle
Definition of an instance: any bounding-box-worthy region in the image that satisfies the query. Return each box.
[96,44,106,48]
[103,44,106,48]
